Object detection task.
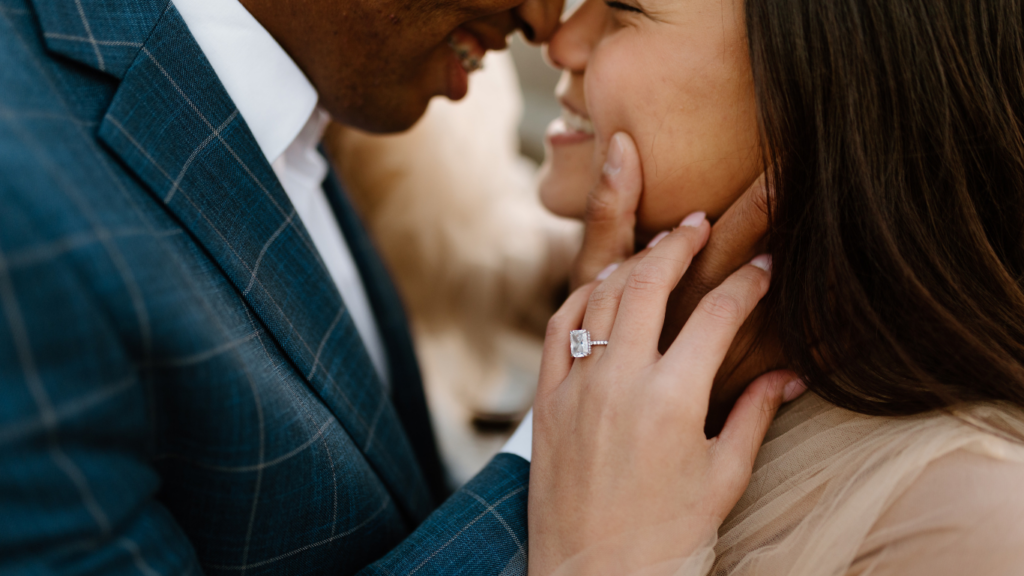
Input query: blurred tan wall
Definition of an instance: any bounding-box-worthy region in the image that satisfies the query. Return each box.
[510,36,561,163]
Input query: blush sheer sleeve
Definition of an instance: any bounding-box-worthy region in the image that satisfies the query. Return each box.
[706,394,1024,576]
[848,449,1024,576]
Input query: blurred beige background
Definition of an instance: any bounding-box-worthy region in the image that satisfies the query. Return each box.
[509,37,561,163]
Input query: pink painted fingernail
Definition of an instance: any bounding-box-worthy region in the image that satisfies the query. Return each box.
[679,211,706,228]
[783,379,807,402]
[750,254,772,272]
[646,231,670,249]
[603,133,626,177]
[596,263,619,281]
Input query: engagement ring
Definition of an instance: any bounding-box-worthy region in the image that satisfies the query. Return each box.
[570,329,608,358]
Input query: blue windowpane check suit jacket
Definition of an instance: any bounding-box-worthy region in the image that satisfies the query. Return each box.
[0,0,531,573]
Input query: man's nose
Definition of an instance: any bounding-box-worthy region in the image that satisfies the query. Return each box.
[515,0,564,43]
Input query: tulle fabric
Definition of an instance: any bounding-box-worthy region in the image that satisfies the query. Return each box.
[690,393,1024,576]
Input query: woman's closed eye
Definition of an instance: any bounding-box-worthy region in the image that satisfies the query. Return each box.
[604,1,643,14]
[604,0,665,26]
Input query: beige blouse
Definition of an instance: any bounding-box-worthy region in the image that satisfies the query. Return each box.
[702,393,1024,576]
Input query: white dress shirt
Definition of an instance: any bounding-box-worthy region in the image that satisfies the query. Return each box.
[174,0,390,387]
[501,409,533,461]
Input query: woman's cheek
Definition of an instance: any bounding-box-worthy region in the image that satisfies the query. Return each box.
[633,70,761,230]
[636,173,697,236]
[635,153,759,235]
[583,32,760,234]
[632,99,709,233]
[584,38,647,149]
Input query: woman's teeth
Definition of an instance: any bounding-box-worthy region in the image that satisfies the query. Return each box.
[561,107,594,135]
[448,35,484,73]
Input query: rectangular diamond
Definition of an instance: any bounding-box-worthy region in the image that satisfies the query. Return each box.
[570,329,591,358]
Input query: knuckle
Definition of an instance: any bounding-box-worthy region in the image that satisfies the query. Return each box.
[750,185,770,216]
[583,190,620,224]
[698,291,746,324]
[691,272,720,299]
[626,262,671,294]
[675,263,720,307]
[586,284,621,314]
[687,255,724,290]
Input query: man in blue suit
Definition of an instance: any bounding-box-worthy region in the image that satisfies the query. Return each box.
[0,0,562,573]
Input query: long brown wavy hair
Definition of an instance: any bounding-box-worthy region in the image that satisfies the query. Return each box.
[748,0,1024,415]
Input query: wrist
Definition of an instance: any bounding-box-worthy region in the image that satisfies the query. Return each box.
[538,518,718,576]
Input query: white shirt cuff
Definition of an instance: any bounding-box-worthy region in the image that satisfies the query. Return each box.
[499,409,532,462]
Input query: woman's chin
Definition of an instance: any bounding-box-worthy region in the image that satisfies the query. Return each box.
[538,162,593,220]
[538,141,597,220]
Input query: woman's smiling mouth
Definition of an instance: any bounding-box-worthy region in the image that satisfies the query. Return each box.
[547,101,595,145]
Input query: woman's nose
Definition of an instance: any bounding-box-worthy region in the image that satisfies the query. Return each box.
[544,0,602,72]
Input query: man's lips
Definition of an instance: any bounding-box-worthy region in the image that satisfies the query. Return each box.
[448,29,485,73]
[447,24,507,73]
[443,27,487,100]
[462,24,509,52]
[440,23,509,100]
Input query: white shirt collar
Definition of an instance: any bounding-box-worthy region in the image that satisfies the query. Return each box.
[172,0,319,164]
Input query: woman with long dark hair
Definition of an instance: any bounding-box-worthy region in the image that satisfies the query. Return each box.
[526,0,1024,573]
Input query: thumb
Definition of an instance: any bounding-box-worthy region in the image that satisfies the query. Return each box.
[570,132,643,289]
[716,370,806,472]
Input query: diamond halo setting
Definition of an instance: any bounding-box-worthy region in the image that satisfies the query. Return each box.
[570,329,609,358]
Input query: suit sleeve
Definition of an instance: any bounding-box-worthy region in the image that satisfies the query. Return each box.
[359,453,531,576]
[0,246,204,575]
[0,239,528,576]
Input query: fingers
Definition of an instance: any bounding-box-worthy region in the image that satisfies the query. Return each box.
[606,214,711,357]
[715,370,806,472]
[570,133,643,290]
[577,254,644,359]
[662,256,772,398]
[576,213,709,364]
[538,282,599,397]
[661,176,770,346]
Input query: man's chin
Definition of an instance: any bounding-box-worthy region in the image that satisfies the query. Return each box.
[323,95,431,135]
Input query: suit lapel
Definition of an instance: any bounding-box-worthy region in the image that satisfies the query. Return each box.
[322,169,450,502]
[42,0,435,521]
[29,0,167,79]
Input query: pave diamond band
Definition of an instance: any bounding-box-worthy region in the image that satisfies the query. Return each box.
[570,329,609,358]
